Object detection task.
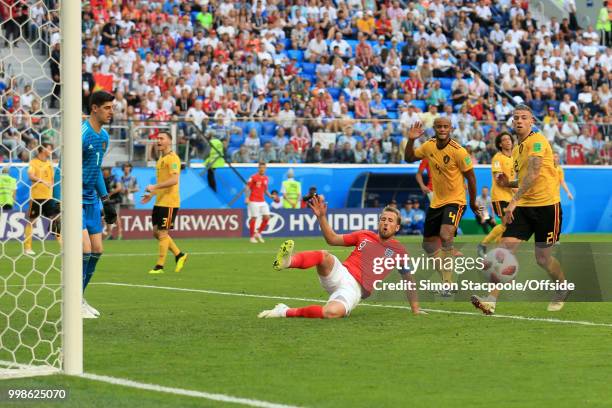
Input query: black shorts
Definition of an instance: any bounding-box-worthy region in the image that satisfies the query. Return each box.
[502,203,562,247]
[1,204,13,211]
[28,199,59,219]
[492,201,509,219]
[152,206,179,230]
[424,203,466,238]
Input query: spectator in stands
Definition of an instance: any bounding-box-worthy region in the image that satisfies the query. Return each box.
[243,129,261,162]
[402,70,424,100]
[279,143,301,163]
[475,187,496,234]
[259,142,278,163]
[369,93,388,119]
[305,142,323,163]
[452,121,472,146]
[305,30,328,62]
[355,91,371,120]
[277,101,296,131]
[400,200,414,233]
[451,73,469,106]
[534,70,556,100]
[354,141,367,164]
[495,97,513,123]
[332,142,353,163]
[186,99,207,131]
[481,53,500,80]
[425,80,446,111]
[232,145,251,163]
[271,128,289,153]
[369,143,386,164]
[561,114,581,144]
[290,120,311,154]
[431,50,454,77]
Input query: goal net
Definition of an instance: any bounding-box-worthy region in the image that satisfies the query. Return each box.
[0,0,82,378]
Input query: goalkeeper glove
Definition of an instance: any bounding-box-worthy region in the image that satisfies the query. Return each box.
[101,198,117,224]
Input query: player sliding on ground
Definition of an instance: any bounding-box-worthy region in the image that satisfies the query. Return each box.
[477,132,515,257]
[258,195,424,319]
[404,118,479,296]
[471,105,570,314]
[141,131,188,274]
[81,91,118,319]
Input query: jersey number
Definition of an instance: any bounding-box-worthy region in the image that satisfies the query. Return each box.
[448,211,456,224]
[96,152,100,166]
[546,231,555,244]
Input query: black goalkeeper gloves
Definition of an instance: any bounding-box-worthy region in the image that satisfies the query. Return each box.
[101,198,117,224]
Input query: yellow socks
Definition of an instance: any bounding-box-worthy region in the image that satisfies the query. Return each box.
[482,224,506,245]
[157,235,170,267]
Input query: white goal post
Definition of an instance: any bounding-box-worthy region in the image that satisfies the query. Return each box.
[61,0,83,376]
[0,0,82,378]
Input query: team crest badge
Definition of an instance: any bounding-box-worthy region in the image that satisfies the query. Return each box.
[443,155,450,164]
[519,144,524,154]
[102,142,107,150]
[384,248,394,258]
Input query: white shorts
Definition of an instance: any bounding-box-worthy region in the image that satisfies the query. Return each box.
[247,201,270,218]
[319,255,363,316]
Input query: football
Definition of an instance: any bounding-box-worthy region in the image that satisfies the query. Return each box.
[480,247,519,284]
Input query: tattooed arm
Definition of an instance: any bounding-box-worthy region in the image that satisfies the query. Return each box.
[513,156,542,202]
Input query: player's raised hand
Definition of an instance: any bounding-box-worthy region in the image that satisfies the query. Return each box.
[407,122,425,140]
[307,194,327,218]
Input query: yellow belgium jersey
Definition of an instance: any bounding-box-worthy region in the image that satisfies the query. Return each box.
[512,132,560,207]
[491,152,514,202]
[414,138,473,208]
[556,166,564,184]
[155,151,181,208]
[29,158,53,200]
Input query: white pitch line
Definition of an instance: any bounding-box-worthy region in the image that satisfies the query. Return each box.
[80,373,301,408]
[93,282,612,328]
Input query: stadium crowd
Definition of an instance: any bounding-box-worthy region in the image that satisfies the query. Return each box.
[1,0,612,164]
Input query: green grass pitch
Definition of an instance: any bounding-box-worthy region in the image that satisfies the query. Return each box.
[1,234,612,408]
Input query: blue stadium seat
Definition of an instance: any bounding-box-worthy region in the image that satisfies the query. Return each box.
[260,134,275,146]
[282,38,291,50]
[301,73,316,83]
[387,112,398,120]
[229,134,245,148]
[411,100,426,111]
[327,88,341,99]
[302,63,316,75]
[236,122,249,135]
[392,136,403,145]
[346,40,358,54]
[383,99,398,111]
[437,78,453,90]
[287,49,304,63]
[354,135,365,146]
[262,121,277,136]
[547,100,560,113]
